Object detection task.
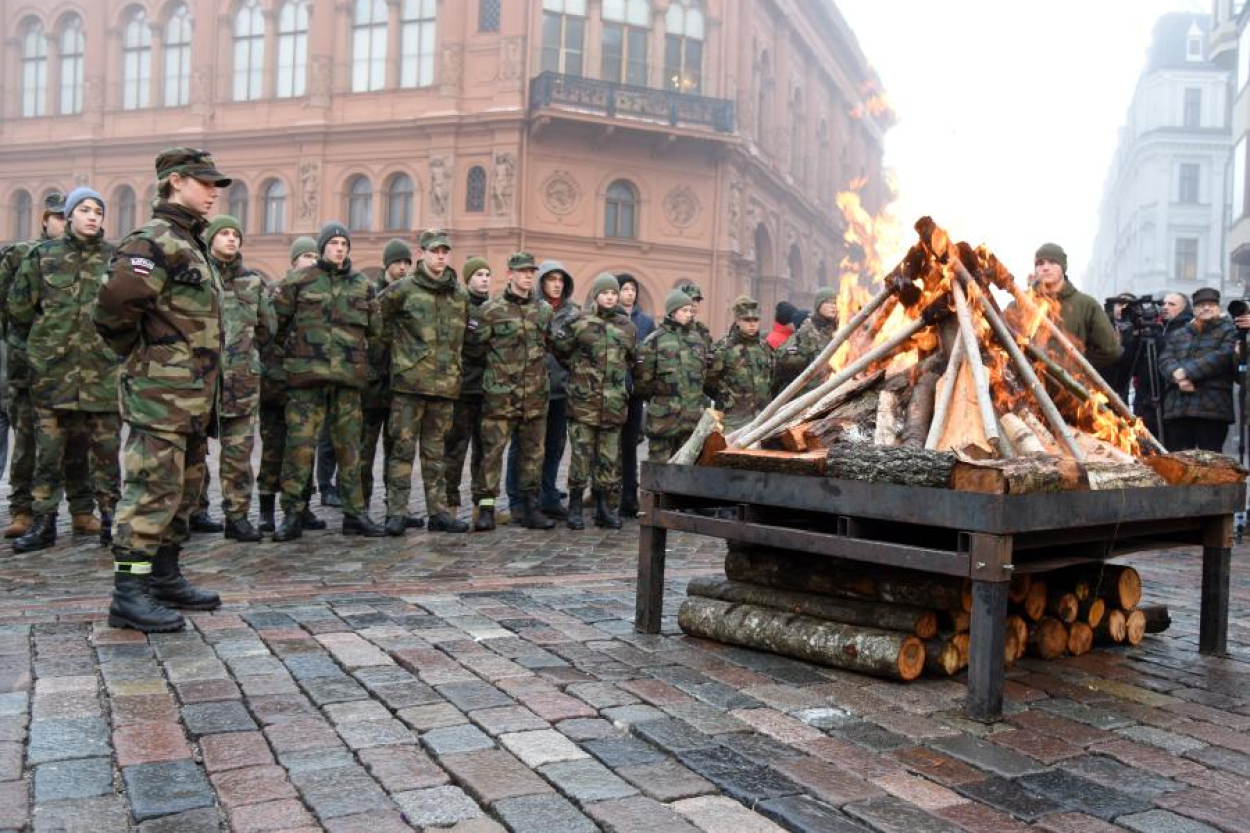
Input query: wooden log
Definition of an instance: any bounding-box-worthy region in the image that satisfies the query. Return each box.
[1067,621,1094,656]
[1078,596,1106,629]
[1091,565,1142,610]
[1084,462,1165,491]
[1093,607,1127,644]
[1138,603,1171,634]
[696,431,727,466]
[1007,573,1033,605]
[1020,409,1062,455]
[936,361,995,459]
[1123,608,1147,646]
[1074,431,1137,466]
[1070,576,1091,602]
[711,448,827,476]
[825,445,956,488]
[924,635,964,677]
[938,609,970,633]
[1006,614,1028,660]
[952,457,1088,495]
[1144,450,1249,486]
[951,632,971,666]
[804,390,880,447]
[1019,579,1047,622]
[777,421,819,453]
[925,334,965,450]
[685,577,939,638]
[874,389,902,447]
[1004,629,1021,667]
[1047,591,1079,624]
[670,408,723,465]
[1027,617,1068,659]
[1000,413,1048,456]
[903,369,940,448]
[677,597,926,681]
[951,278,1005,456]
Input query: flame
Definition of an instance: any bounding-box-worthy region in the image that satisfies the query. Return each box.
[831,180,901,371]
[849,82,893,121]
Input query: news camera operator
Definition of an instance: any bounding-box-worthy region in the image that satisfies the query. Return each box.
[1104,292,1139,403]
[1157,287,1237,452]
[1112,292,1190,442]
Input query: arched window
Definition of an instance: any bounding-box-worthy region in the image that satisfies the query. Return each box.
[602,0,649,86]
[114,185,136,239]
[233,0,265,102]
[59,15,85,115]
[352,0,388,93]
[605,180,638,239]
[276,0,309,98]
[664,0,703,93]
[263,180,287,234]
[401,0,437,88]
[465,166,486,213]
[227,182,250,233]
[163,3,192,107]
[479,0,501,32]
[21,19,48,118]
[541,0,586,76]
[385,173,413,230]
[347,175,373,231]
[143,183,156,210]
[122,7,152,110]
[12,191,33,241]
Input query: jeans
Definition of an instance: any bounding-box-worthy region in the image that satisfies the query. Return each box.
[506,397,567,509]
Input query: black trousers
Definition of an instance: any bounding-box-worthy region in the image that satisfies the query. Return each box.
[620,395,645,510]
[1163,418,1229,452]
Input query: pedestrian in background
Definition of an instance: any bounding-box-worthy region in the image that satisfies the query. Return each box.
[1158,287,1238,452]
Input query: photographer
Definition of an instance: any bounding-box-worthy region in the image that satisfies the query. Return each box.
[1104,292,1139,402]
[1157,287,1237,452]
[1131,293,1191,439]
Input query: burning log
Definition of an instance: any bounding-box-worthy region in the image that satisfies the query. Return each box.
[825,445,956,488]
[951,457,1088,495]
[804,391,879,447]
[1094,608,1128,644]
[874,389,902,446]
[1144,450,1249,486]
[1027,617,1068,659]
[1019,410,1062,455]
[1139,603,1171,633]
[677,597,926,681]
[1067,621,1094,656]
[670,409,723,466]
[925,333,965,450]
[1000,413,1048,456]
[1075,432,1138,466]
[951,278,1005,456]
[712,448,827,476]
[936,361,995,459]
[903,368,940,448]
[685,577,939,638]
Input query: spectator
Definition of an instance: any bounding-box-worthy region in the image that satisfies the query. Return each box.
[1025,242,1122,369]
[766,301,797,350]
[1158,287,1237,452]
[1133,292,1191,439]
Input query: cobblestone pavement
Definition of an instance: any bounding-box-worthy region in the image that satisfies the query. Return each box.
[1,451,1248,831]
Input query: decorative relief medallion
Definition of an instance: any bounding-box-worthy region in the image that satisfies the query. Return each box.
[664,186,700,229]
[542,171,580,216]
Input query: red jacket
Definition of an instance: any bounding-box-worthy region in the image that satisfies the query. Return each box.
[766,321,793,351]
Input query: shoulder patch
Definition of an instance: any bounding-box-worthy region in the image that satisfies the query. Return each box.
[130,257,155,276]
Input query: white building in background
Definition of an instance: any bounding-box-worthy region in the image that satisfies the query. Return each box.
[1087,13,1231,305]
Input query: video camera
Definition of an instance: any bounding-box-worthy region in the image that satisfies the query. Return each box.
[1104,294,1161,336]
[1229,298,1250,332]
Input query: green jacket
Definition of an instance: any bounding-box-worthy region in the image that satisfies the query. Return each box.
[636,316,709,439]
[380,261,467,400]
[707,325,774,431]
[259,276,288,408]
[9,231,121,413]
[459,287,490,397]
[553,304,637,428]
[0,233,51,391]
[470,287,553,420]
[362,272,392,412]
[94,202,223,436]
[216,256,276,418]
[274,257,380,390]
[774,313,836,394]
[1034,279,1123,369]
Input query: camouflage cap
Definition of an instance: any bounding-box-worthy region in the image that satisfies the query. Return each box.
[680,283,704,301]
[43,191,67,214]
[155,147,231,186]
[507,251,538,271]
[732,294,760,319]
[419,228,451,250]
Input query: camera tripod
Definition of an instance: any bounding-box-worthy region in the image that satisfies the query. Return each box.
[1128,328,1165,449]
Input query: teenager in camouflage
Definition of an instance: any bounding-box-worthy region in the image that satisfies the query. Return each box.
[706,295,774,431]
[272,222,385,540]
[636,290,710,461]
[95,147,231,632]
[774,286,838,394]
[468,252,555,531]
[553,273,636,530]
[8,187,122,554]
[444,256,492,515]
[360,238,409,515]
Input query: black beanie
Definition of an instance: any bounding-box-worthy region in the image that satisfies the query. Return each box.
[318,221,350,254]
[774,300,797,326]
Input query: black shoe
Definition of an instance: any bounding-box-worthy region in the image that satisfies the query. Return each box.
[258,495,276,534]
[225,516,262,542]
[189,510,224,533]
[109,569,184,633]
[521,493,555,530]
[99,512,113,548]
[406,515,425,529]
[384,515,407,537]
[300,507,326,530]
[474,504,496,532]
[541,501,568,518]
[594,491,622,530]
[320,486,342,507]
[13,514,57,554]
[620,499,639,519]
[342,514,385,537]
[566,492,585,531]
[149,545,221,611]
[428,512,469,533]
[273,509,304,542]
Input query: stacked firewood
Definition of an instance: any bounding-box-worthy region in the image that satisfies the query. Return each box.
[677,544,1167,681]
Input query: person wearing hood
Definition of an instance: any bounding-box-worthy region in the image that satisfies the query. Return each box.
[9,187,122,555]
[1158,287,1238,452]
[636,290,710,461]
[707,295,774,431]
[444,255,492,517]
[272,222,386,541]
[359,238,410,520]
[616,273,653,518]
[774,287,839,395]
[766,300,797,351]
[379,229,469,535]
[1021,242,1122,369]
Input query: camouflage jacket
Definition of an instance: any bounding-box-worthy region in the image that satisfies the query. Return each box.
[380,261,467,400]
[1159,316,1238,423]
[216,256,276,418]
[707,325,774,431]
[0,234,51,391]
[774,313,837,394]
[553,305,637,428]
[469,287,553,420]
[94,201,223,436]
[636,316,709,439]
[9,231,121,412]
[259,277,288,408]
[274,257,380,390]
[459,288,489,397]
[362,273,392,412]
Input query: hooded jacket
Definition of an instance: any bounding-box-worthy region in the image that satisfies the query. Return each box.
[539,262,578,400]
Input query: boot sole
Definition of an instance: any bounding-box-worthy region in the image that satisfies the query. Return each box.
[12,541,55,554]
[108,614,185,632]
[342,529,386,537]
[154,599,221,611]
[225,533,262,542]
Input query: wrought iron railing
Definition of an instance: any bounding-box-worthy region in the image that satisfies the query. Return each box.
[530,71,734,133]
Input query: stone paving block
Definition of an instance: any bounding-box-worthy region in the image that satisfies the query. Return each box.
[468,705,549,736]
[263,718,342,753]
[358,744,449,792]
[323,699,392,725]
[393,785,485,827]
[670,795,787,832]
[32,689,102,720]
[1033,811,1133,833]
[1117,809,1223,833]
[27,716,110,763]
[289,764,394,821]
[1034,699,1135,730]
[731,708,826,745]
[771,755,886,807]
[33,757,114,803]
[322,809,415,833]
[557,717,622,741]
[540,757,638,804]
[583,735,668,768]
[718,731,804,764]
[439,749,553,805]
[1059,753,1187,800]
[835,720,914,752]
[756,794,873,833]
[336,718,415,750]
[0,740,20,781]
[614,758,716,802]
[933,801,1034,833]
[585,795,702,832]
[870,771,968,811]
[953,775,1065,822]
[1184,745,1250,779]
[300,674,370,705]
[200,731,275,773]
[122,759,216,822]
[114,721,192,766]
[1016,768,1150,821]
[678,745,803,805]
[662,701,750,735]
[423,723,496,756]
[135,806,223,833]
[367,681,443,710]
[315,632,395,669]
[210,764,298,808]
[887,746,988,787]
[229,798,317,833]
[111,693,180,726]
[926,733,1048,778]
[519,690,597,721]
[245,693,319,726]
[277,746,356,774]
[630,718,719,754]
[1117,724,1208,754]
[842,795,967,833]
[32,794,130,833]
[181,701,258,737]
[602,704,669,726]
[436,681,516,712]
[397,702,468,731]
[498,729,588,767]
[0,778,30,829]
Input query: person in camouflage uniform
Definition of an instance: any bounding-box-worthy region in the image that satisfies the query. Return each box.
[774,286,838,394]
[272,222,385,540]
[9,188,122,554]
[706,295,774,431]
[380,230,468,535]
[0,192,94,539]
[680,283,714,352]
[553,273,636,530]
[468,252,555,531]
[636,290,710,461]
[444,256,492,515]
[360,238,409,516]
[94,147,232,632]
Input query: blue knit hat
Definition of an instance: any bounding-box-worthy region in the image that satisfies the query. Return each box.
[64,186,105,218]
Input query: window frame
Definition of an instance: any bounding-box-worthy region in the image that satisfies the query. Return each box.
[479,0,501,32]
[59,15,85,115]
[1179,162,1201,204]
[1174,237,1199,281]
[385,173,414,231]
[541,0,587,77]
[21,19,48,118]
[601,0,650,87]
[604,179,638,239]
[347,175,373,232]
[122,7,152,110]
[663,0,704,93]
[400,0,437,89]
[114,185,136,239]
[233,0,266,102]
[163,3,193,108]
[227,182,250,234]
[262,180,287,234]
[276,0,310,98]
[12,190,33,241]
[465,166,487,213]
[352,0,389,93]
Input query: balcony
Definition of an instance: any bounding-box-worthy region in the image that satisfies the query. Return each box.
[529,71,734,135]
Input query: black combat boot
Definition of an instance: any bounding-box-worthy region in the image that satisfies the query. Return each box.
[384,516,407,537]
[428,512,469,533]
[273,508,304,542]
[99,511,113,547]
[406,515,425,529]
[189,510,224,533]
[594,491,622,530]
[520,493,555,530]
[300,507,327,530]
[150,544,221,610]
[108,561,184,633]
[342,514,385,537]
[566,491,585,530]
[13,514,57,554]
[258,494,276,534]
[474,501,496,531]
[225,516,262,542]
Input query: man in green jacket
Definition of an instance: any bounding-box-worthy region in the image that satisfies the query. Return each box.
[1029,242,1123,370]
[380,230,469,535]
[707,295,774,431]
[444,256,492,515]
[361,238,410,516]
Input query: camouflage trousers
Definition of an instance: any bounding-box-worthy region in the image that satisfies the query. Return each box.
[444,395,487,507]
[8,389,92,516]
[280,386,365,515]
[31,408,121,516]
[257,402,285,497]
[567,421,622,495]
[113,427,208,556]
[201,414,256,520]
[647,433,690,463]
[480,413,546,499]
[361,407,391,509]
[385,394,453,518]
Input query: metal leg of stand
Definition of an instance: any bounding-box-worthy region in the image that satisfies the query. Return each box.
[1200,515,1233,656]
[966,580,1009,721]
[635,492,667,634]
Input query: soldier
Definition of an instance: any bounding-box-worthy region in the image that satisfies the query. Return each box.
[360,238,409,516]
[553,273,636,530]
[9,187,122,553]
[470,252,555,531]
[256,238,325,535]
[380,229,469,535]
[94,147,231,632]
[444,256,492,517]
[707,295,774,431]
[272,222,385,540]
[636,290,710,461]
[774,286,838,394]
[616,273,654,519]
[680,283,714,352]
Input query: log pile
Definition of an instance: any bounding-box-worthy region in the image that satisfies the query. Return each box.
[676,544,1167,681]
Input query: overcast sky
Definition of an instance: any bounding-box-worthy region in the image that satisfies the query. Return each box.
[835,0,1212,288]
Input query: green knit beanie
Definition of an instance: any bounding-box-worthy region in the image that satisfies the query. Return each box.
[383,238,413,268]
[665,289,694,317]
[462,257,490,280]
[1034,242,1068,274]
[813,286,837,312]
[205,214,242,247]
[589,272,620,299]
[289,236,317,263]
